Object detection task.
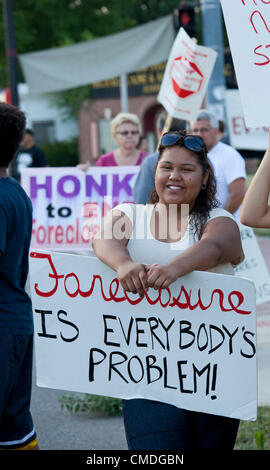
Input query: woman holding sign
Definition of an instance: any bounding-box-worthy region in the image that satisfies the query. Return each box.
[78,113,147,170]
[93,131,244,451]
[240,129,270,228]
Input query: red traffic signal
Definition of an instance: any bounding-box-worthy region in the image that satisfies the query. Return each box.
[174,2,197,38]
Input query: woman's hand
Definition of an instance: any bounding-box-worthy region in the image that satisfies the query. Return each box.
[117,261,148,298]
[77,160,91,171]
[146,263,180,290]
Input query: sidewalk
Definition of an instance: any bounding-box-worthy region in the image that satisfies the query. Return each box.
[31,378,128,450]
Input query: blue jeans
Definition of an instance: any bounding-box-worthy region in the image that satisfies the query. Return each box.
[122,399,239,450]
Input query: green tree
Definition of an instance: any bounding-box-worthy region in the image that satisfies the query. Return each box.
[1,1,197,85]
[1,1,196,116]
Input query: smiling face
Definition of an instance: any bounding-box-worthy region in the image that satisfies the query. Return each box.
[154,146,208,210]
[114,121,140,152]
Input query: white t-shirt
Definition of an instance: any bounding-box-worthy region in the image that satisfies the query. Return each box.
[112,203,240,276]
[208,142,246,220]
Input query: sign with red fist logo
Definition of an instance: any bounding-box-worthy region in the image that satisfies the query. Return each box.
[158,28,217,121]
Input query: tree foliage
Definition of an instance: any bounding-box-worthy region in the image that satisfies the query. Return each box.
[0,0,195,115]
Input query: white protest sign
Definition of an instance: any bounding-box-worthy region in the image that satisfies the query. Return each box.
[225,89,269,150]
[235,223,270,305]
[30,250,257,421]
[21,166,139,251]
[220,1,270,127]
[158,28,217,121]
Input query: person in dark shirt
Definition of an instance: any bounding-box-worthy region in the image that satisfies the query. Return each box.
[0,102,38,450]
[10,128,47,182]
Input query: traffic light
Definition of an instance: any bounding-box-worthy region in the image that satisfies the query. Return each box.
[174,2,197,39]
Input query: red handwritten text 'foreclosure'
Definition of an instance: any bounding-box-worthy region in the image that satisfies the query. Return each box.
[30,252,251,315]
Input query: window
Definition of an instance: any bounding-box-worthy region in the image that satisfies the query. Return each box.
[98,119,117,154]
[33,120,56,145]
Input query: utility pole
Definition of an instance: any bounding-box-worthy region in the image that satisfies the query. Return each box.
[200,0,225,119]
[120,74,129,112]
[3,0,19,106]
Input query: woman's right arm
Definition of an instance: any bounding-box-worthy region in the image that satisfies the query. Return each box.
[92,210,148,297]
[240,127,270,228]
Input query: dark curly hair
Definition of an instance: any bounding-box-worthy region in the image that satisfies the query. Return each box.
[149,131,218,239]
[0,102,26,166]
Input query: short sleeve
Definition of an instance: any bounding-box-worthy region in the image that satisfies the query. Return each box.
[111,203,136,225]
[206,208,243,265]
[96,156,104,166]
[0,205,8,255]
[207,208,239,226]
[96,152,115,166]
[222,148,246,185]
[96,157,104,166]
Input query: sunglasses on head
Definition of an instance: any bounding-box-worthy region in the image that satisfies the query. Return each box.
[159,132,206,155]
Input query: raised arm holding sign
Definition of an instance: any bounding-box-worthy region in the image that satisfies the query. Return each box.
[241,127,270,227]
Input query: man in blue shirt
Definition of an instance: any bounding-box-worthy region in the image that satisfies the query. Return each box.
[133,112,186,203]
[0,102,38,450]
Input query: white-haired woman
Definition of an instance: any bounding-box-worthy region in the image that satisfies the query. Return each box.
[96,112,147,167]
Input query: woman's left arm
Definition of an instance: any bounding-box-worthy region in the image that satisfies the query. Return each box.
[147,217,243,289]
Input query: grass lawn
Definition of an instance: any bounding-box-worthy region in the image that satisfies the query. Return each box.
[60,393,270,450]
[235,406,270,450]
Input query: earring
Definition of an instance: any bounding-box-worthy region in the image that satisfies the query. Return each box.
[202,183,206,189]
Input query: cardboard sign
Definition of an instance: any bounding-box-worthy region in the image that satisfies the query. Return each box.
[30,250,257,421]
[21,166,270,307]
[21,166,139,251]
[235,223,270,305]
[225,89,269,150]
[220,1,270,127]
[158,28,217,121]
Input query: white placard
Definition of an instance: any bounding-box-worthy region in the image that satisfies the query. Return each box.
[21,166,139,251]
[235,223,270,305]
[220,1,270,127]
[158,28,217,121]
[30,250,257,421]
[225,89,269,150]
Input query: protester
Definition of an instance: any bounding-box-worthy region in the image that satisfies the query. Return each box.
[93,130,243,450]
[0,102,38,450]
[240,127,270,228]
[95,112,147,166]
[218,119,225,141]
[217,119,229,144]
[9,128,47,182]
[77,112,147,171]
[134,109,246,216]
[190,109,246,219]
[133,111,185,204]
